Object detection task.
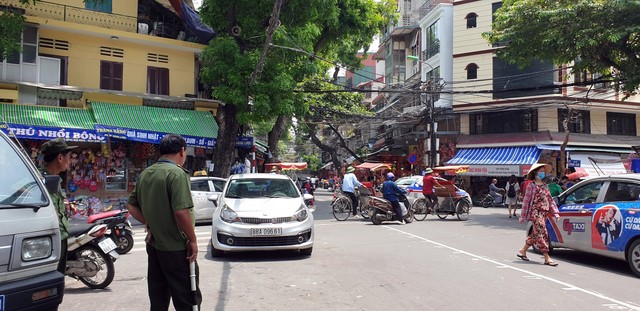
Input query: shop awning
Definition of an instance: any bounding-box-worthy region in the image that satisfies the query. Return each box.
[0,103,105,142]
[446,146,541,165]
[355,162,392,171]
[570,153,627,177]
[433,165,469,175]
[91,102,218,148]
[265,162,308,170]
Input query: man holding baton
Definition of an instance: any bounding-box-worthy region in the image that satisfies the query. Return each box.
[127,134,202,311]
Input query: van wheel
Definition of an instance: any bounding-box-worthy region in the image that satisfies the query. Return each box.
[627,239,640,277]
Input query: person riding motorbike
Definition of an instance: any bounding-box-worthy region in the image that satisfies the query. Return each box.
[381,172,407,225]
[489,179,505,204]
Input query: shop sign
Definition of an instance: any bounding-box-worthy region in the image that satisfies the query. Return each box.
[462,165,521,176]
[235,136,254,148]
[0,123,106,142]
[94,124,216,148]
[568,160,581,167]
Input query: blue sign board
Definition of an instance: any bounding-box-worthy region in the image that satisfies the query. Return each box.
[94,124,216,148]
[568,159,581,168]
[0,123,106,143]
[235,136,254,149]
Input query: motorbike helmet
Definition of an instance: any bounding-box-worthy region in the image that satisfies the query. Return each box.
[386,172,395,180]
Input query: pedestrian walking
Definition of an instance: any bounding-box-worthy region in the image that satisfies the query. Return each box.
[127,134,203,311]
[505,175,520,218]
[517,163,560,266]
[39,137,77,274]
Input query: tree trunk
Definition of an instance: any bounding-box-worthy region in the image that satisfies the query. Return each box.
[266,115,290,163]
[327,123,364,163]
[212,104,240,178]
[307,123,343,179]
[559,108,576,177]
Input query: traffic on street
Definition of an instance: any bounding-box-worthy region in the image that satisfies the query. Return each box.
[60,189,640,311]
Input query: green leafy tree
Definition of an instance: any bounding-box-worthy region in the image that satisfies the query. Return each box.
[483,0,640,93]
[0,1,33,60]
[199,0,395,177]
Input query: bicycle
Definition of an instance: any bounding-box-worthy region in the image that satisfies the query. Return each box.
[331,188,372,221]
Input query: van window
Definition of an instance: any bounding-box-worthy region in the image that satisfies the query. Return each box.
[0,137,47,207]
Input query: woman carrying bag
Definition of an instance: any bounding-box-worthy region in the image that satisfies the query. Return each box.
[517,163,560,266]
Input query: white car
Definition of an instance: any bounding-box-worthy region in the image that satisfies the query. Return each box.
[190,176,226,223]
[395,175,422,191]
[209,173,315,257]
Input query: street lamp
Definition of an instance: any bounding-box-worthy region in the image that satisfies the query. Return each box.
[407,55,438,168]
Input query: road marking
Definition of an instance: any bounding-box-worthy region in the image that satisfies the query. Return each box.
[385,225,640,311]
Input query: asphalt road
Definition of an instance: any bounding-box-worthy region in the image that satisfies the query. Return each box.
[61,189,640,311]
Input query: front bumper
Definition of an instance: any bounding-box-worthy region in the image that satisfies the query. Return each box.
[211,218,314,252]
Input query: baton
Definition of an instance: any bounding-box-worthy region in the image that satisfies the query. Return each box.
[190,261,198,311]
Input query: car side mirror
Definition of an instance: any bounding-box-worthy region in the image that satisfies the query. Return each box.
[44,175,61,194]
[207,194,219,207]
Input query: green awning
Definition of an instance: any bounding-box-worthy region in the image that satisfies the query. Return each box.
[0,103,105,142]
[91,102,218,147]
[0,103,95,129]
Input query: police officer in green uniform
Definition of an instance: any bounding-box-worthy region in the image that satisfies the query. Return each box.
[127,134,202,311]
[40,137,77,274]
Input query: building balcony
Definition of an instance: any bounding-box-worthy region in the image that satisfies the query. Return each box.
[1,0,138,33]
[418,0,452,21]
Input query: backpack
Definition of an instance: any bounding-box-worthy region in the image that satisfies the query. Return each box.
[507,182,516,198]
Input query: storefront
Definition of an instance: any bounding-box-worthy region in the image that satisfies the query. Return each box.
[1,102,219,218]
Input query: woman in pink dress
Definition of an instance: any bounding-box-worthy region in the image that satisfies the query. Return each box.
[517,163,560,266]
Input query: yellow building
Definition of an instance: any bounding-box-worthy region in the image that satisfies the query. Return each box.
[448,0,639,183]
[0,0,222,211]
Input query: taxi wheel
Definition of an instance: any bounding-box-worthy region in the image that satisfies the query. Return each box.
[627,239,640,277]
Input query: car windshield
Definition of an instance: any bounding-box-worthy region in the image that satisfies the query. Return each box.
[0,136,47,207]
[225,178,299,199]
[396,176,419,185]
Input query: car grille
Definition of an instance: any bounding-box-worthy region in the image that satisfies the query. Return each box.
[241,217,292,224]
[217,231,312,247]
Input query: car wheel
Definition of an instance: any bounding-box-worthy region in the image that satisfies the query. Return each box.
[627,239,640,277]
[210,241,224,258]
[300,247,313,256]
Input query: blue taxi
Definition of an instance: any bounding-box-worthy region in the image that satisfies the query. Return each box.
[535,174,640,277]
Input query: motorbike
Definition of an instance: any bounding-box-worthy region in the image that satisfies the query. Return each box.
[88,209,135,254]
[66,223,119,289]
[368,193,413,225]
[481,189,506,208]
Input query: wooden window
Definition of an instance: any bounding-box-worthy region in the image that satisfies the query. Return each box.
[147,66,169,95]
[470,110,537,134]
[465,13,477,29]
[557,109,591,134]
[607,112,636,136]
[100,61,123,91]
[465,63,478,80]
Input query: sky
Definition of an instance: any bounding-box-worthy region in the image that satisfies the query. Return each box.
[193,0,202,9]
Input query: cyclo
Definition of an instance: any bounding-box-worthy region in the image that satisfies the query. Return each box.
[408,166,472,221]
[331,162,391,221]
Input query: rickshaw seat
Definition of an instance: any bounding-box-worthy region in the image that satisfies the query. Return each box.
[435,181,456,197]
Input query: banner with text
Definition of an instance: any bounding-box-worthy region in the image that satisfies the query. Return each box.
[0,123,106,143]
[94,124,216,148]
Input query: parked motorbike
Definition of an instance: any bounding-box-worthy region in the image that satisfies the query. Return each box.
[66,223,119,289]
[88,209,135,254]
[481,191,506,208]
[368,194,413,225]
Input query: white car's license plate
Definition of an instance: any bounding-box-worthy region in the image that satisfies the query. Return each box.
[98,238,118,254]
[251,228,282,236]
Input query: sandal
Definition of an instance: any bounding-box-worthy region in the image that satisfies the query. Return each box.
[516,253,529,261]
[544,261,558,267]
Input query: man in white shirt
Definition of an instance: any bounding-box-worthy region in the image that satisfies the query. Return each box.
[342,166,363,216]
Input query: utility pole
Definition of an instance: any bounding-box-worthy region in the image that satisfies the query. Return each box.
[421,81,437,168]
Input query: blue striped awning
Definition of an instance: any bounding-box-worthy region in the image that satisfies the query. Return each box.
[446,146,541,165]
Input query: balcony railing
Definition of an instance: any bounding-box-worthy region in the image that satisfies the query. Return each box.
[0,0,137,33]
[418,0,452,20]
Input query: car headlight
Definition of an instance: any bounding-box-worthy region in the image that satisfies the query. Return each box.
[220,205,240,223]
[293,205,308,221]
[22,237,52,261]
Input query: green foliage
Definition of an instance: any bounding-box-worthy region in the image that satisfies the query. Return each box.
[0,6,27,60]
[302,154,321,171]
[199,0,395,124]
[483,0,640,92]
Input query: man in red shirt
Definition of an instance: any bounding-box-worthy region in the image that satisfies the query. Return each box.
[422,168,443,212]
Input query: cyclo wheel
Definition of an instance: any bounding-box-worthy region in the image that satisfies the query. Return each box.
[358,202,370,219]
[435,204,448,219]
[456,200,470,221]
[412,198,428,221]
[332,196,351,221]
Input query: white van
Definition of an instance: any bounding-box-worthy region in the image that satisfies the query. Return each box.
[0,131,65,310]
